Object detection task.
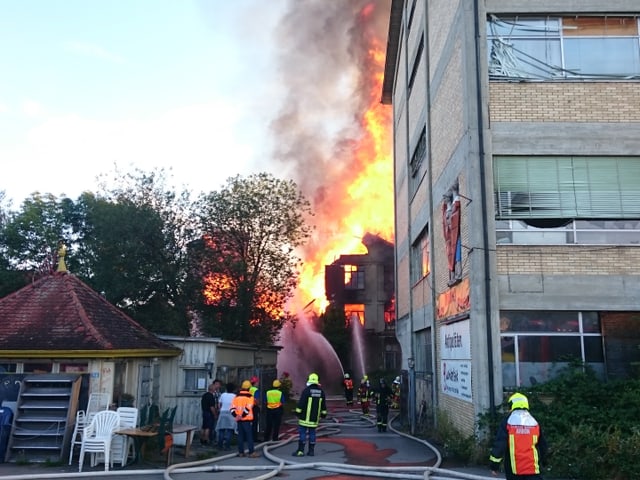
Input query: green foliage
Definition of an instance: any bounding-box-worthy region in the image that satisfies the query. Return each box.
[480,363,640,480]
[318,304,350,369]
[426,410,486,466]
[193,173,313,345]
[0,169,313,344]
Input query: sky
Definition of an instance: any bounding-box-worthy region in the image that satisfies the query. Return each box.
[0,0,295,205]
[0,0,396,291]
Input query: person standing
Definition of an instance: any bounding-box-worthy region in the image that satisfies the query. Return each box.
[200,382,217,445]
[489,392,547,479]
[357,375,372,415]
[292,372,327,457]
[231,380,260,457]
[342,373,354,406]
[209,379,222,443]
[215,382,236,451]
[263,379,285,441]
[249,376,261,442]
[391,376,401,409]
[375,378,393,432]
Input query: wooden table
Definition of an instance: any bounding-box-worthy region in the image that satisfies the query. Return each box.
[114,428,158,464]
[171,424,198,458]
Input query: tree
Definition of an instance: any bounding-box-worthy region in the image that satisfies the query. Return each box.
[319,303,351,372]
[79,168,197,334]
[0,193,79,272]
[193,173,313,345]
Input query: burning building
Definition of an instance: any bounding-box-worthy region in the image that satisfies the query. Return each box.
[324,232,398,378]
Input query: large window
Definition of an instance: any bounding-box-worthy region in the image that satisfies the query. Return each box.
[496,219,640,245]
[411,226,430,284]
[500,310,604,388]
[495,156,640,221]
[488,16,640,79]
[344,265,364,290]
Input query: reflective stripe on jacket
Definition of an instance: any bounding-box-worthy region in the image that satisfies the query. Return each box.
[230,390,255,421]
[295,384,326,428]
[490,409,546,476]
[266,388,283,409]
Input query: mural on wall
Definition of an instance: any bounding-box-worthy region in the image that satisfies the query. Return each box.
[436,277,470,320]
[442,182,463,286]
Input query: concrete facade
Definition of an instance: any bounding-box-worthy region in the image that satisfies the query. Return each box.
[383,0,640,436]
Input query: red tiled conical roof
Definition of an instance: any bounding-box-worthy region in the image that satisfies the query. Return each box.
[0,272,181,357]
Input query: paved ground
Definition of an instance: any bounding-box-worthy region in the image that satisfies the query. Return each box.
[0,400,496,480]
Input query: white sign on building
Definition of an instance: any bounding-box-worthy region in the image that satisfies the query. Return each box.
[440,319,472,402]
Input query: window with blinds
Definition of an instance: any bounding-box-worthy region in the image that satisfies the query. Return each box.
[494,156,640,220]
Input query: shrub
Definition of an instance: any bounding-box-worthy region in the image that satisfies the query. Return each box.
[494,363,640,479]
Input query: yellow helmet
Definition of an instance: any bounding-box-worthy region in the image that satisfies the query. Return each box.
[273,379,282,388]
[307,373,319,384]
[241,380,252,390]
[508,392,529,411]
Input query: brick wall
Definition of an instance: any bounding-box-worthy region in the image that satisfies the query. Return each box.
[489,82,640,122]
[496,245,640,275]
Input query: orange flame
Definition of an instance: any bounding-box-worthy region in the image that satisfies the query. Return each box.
[294,24,393,314]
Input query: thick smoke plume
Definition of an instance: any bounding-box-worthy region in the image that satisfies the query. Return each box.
[270,0,393,262]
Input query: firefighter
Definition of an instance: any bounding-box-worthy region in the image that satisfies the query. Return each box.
[375,378,393,432]
[343,373,354,406]
[292,373,327,457]
[391,376,401,409]
[357,375,372,415]
[489,392,548,479]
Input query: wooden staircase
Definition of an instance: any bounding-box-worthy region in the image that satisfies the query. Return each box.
[5,374,81,463]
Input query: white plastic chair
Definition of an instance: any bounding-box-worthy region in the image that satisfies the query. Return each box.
[78,410,120,472]
[111,407,138,467]
[68,393,111,465]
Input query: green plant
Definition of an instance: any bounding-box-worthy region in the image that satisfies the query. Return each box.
[482,362,640,479]
[422,409,486,466]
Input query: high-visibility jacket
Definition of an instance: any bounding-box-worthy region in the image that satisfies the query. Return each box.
[343,379,353,390]
[295,383,327,428]
[230,390,255,421]
[265,388,283,409]
[490,409,547,476]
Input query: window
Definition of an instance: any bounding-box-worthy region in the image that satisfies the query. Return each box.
[407,0,417,31]
[411,226,430,283]
[496,219,640,245]
[183,368,209,393]
[500,311,604,387]
[344,265,364,290]
[408,37,424,94]
[494,156,640,221]
[488,16,640,79]
[345,304,365,326]
[410,128,426,178]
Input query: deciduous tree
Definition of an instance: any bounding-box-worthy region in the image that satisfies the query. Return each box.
[193,173,313,345]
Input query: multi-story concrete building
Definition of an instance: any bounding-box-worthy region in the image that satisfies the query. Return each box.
[382,0,640,435]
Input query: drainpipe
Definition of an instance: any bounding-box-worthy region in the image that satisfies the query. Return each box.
[423,0,438,430]
[473,0,496,415]
[399,0,416,436]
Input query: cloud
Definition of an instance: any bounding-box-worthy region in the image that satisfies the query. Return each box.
[64,41,125,64]
[22,99,44,118]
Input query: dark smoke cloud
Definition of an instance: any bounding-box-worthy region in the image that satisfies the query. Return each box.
[269,0,392,246]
